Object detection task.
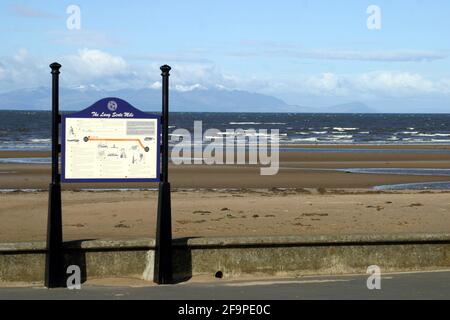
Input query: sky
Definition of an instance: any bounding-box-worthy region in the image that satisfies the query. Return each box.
[0,0,449,112]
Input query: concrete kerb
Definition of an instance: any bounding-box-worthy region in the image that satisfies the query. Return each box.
[2,233,450,285]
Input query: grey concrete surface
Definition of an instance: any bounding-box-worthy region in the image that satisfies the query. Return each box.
[1,271,450,300]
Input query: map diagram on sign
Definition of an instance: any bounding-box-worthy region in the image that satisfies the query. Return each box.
[64,118,159,180]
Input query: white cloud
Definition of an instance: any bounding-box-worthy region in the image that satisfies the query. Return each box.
[149,81,162,89]
[0,49,232,92]
[0,49,135,92]
[296,71,450,99]
[304,73,347,96]
[0,63,6,81]
[170,63,221,85]
[235,40,449,62]
[168,63,247,91]
[13,49,30,63]
[295,50,447,62]
[356,72,436,95]
[0,48,450,104]
[0,49,47,91]
[63,49,128,77]
[174,84,206,92]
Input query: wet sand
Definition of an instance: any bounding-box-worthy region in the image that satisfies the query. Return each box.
[2,145,450,242]
[2,147,450,189]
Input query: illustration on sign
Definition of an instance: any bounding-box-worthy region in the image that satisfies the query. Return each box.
[62,98,160,182]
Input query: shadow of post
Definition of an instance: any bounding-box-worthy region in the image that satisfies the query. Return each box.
[62,239,92,286]
[57,238,200,286]
[171,237,197,284]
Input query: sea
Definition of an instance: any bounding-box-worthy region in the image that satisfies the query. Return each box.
[3,111,450,150]
[2,110,450,190]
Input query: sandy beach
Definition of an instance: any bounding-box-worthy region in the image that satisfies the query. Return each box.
[1,189,450,242]
[1,145,450,242]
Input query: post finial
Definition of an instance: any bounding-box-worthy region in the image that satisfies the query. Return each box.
[50,62,61,74]
[160,64,171,75]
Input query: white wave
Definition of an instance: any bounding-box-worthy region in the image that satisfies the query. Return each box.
[242,131,286,138]
[333,127,358,132]
[29,139,51,143]
[290,137,319,142]
[416,133,450,137]
[431,139,450,142]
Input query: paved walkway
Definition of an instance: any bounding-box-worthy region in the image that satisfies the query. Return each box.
[1,271,450,300]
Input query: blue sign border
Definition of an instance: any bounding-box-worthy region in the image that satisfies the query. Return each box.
[61,97,161,183]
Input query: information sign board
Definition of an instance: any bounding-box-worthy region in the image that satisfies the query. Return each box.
[61,98,160,182]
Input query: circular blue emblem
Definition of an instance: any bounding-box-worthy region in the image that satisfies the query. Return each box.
[107,100,118,112]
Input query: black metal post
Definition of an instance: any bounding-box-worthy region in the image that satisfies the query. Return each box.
[154,65,173,284]
[44,62,64,288]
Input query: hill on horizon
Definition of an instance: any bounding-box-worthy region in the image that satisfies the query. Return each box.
[0,86,374,113]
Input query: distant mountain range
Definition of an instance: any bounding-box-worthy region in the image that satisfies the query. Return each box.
[0,86,375,113]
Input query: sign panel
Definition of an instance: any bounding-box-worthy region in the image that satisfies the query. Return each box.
[62,98,160,182]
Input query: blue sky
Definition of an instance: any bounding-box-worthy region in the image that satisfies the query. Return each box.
[0,0,449,112]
